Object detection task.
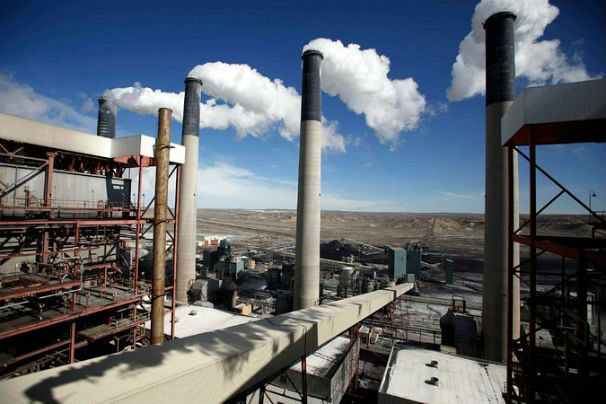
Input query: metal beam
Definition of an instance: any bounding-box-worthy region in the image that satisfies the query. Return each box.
[0,283,413,403]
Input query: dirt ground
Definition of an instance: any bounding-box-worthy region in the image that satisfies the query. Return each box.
[198,208,593,257]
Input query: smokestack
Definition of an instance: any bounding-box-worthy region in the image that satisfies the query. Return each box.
[97,96,116,138]
[151,108,172,346]
[482,11,520,362]
[175,77,202,303]
[293,49,323,310]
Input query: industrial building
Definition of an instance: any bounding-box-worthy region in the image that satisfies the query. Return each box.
[0,8,604,404]
[0,110,184,375]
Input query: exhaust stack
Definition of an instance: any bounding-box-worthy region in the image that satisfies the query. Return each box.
[482,11,520,362]
[293,49,323,310]
[97,96,116,138]
[175,77,202,303]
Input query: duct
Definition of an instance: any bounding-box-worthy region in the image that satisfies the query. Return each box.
[176,77,202,303]
[96,97,116,138]
[151,108,172,345]
[294,49,323,310]
[0,283,413,404]
[482,10,520,362]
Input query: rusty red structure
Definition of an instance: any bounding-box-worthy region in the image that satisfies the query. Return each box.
[0,112,182,378]
[503,81,606,402]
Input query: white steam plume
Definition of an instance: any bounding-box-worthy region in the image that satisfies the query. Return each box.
[303,38,426,145]
[106,39,427,151]
[448,0,597,102]
[106,67,346,152]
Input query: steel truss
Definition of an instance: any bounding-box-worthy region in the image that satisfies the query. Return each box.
[506,130,606,403]
[0,140,181,377]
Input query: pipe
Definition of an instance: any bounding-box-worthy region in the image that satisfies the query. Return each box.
[96,97,116,138]
[151,108,172,346]
[171,166,181,340]
[176,77,202,303]
[482,11,520,362]
[293,49,323,310]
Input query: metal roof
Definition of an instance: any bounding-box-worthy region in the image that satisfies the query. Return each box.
[379,345,506,404]
[0,112,185,164]
[501,79,606,146]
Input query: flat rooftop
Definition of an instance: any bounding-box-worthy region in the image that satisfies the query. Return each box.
[379,345,505,404]
[501,79,606,146]
[143,304,256,338]
[287,335,350,377]
[0,112,185,164]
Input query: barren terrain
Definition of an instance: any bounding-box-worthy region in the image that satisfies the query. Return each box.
[198,209,593,257]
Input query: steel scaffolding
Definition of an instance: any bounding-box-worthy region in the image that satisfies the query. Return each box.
[0,139,181,378]
[505,126,606,402]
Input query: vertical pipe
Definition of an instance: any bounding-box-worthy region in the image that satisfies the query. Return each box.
[293,49,323,310]
[69,321,76,364]
[301,355,308,404]
[482,11,520,362]
[97,97,116,138]
[171,166,181,340]
[176,77,202,303]
[45,152,55,210]
[135,157,143,293]
[528,129,537,400]
[151,108,172,346]
[506,145,514,399]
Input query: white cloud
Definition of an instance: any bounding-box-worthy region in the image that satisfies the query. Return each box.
[0,74,96,131]
[447,0,597,101]
[304,38,426,146]
[130,160,395,211]
[436,190,481,199]
[572,146,588,159]
[196,161,395,210]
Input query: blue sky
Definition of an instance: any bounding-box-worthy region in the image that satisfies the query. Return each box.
[1,0,604,213]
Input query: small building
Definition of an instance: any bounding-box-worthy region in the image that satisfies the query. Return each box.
[406,247,421,278]
[143,304,255,339]
[248,336,353,403]
[214,259,245,281]
[387,247,407,280]
[378,345,505,404]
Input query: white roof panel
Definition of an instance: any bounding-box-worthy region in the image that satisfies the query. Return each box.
[501,79,606,146]
[0,112,185,164]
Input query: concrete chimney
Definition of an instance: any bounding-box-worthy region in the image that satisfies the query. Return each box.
[293,49,323,310]
[97,96,116,138]
[482,11,520,362]
[175,77,202,303]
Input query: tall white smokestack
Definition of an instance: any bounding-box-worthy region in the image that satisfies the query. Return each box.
[175,77,202,303]
[482,11,520,362]
[293,49,323,310]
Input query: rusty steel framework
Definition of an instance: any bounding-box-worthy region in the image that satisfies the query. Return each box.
[505,129,606,402]
[0,138,181,378]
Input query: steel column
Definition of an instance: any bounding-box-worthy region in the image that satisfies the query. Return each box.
[151,108,172,346]
[528,128,537,401]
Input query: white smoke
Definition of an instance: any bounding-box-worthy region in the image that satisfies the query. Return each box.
[448,0,597,101]
[106,39,427,151]
[303,38,426,145]
[106,68,346,152]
